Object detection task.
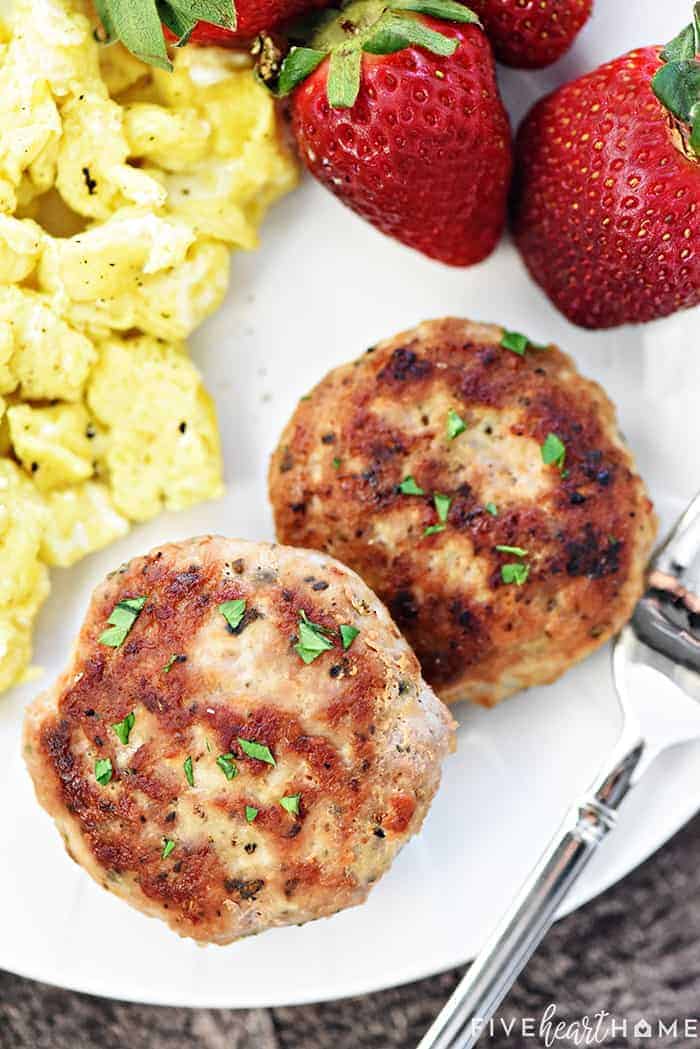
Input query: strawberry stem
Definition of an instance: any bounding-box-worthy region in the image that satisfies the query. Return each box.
[272,0,479,105]
[653,2,700,156]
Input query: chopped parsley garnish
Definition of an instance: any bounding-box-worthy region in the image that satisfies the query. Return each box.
[184,755,194,787]
[280,793,301,815]
[95,757,113,786]
[340,624,360,650]
[424,524,446,537]
[98,596,146,647]
[332,457,341,470]
[501,563,530,586]
[541,433,566,472]
[112,712,135,745]
[500,330,545,356]
[162,838,175,859]
[216,753,238,780]
[245,805,259,823]
[500,330,529,355]
[238,738,276,766]
[447,409,467,440]
[294,610,334,664]
[163,653,185,673]
[434,493,452,523]
[485,502,498,516]
[495,545,528,557]
[219,599,246,632]
[398,476,425,496]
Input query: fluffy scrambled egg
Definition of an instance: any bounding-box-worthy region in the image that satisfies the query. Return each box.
[0,0,298,692]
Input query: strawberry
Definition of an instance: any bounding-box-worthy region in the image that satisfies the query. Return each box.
[93,0,330,66]
[467,0,592,69]
[511,6,700,329]
[272,0,512,265]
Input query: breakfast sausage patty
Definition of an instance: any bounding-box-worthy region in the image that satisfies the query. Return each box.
[270,318,657,706]
[23,537,454,944]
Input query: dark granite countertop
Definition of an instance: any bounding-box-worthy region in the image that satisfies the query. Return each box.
[3,811,699,1049]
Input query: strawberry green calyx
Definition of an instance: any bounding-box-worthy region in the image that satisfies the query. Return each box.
[652,2,700,156]
[275,0,481,107]
[93,0,237,70]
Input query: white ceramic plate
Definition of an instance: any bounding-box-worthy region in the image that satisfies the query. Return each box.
[2,0,699,1009]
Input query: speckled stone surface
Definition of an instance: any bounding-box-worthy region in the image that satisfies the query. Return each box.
[2,812,700,1049]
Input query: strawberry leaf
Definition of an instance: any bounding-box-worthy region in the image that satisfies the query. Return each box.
[95,0,172,69]
[653,60,700,141]
[327,45,362,108]
[661,22,697,63]
[390,0,481,26]
[277,46,327,94]
[691,109,700,153]
[170,0,236,29]
[660,2,700,61]
[369,16,458,57]
[157,2,196,44]
[363,24,414,54]
[93,0,117,42]
[654,4,700,155]
[388,15,459,55]
[95,0,237,65]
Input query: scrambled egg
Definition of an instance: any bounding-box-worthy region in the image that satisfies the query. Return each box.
[0,0,298,692]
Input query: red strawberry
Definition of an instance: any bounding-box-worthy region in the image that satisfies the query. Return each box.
[467,0,592,69]
[512,9,700,329]
[274,0,512,265]
[93,0,330,66]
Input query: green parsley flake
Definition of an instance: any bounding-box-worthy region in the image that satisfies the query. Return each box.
[216,753,238,780]
[485,502,498,516]
[280,793,301,815]
[163,653,184,673]
[219,599,246,632]
[332,457,341,470]
[434,493,452,523]
[245,805,259,823]
[500,330,529,356]
[340,624,359,650]
[238,738,276,766]
[98,596,147,648]
[495,545,528,557]
[541,433,566,471]
[294,610,334,664]
[500,330,545,356]
[95,757,113,786]
[162,838,175,859]
[501,563,530,586]
[184,755,194,787]
[112,712,135,746]
[424,524,446,537]
[398,476,425,496]
[447,409,467,440]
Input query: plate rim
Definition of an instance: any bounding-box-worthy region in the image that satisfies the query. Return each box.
[3,793,697,1009]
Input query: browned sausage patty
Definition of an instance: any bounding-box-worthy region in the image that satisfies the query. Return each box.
[270,318,657,706]
[23,537,455,944]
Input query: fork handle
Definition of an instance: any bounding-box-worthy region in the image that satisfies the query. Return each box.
[417,736,646,1049]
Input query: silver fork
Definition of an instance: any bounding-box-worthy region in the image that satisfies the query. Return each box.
[418,492,700,1049]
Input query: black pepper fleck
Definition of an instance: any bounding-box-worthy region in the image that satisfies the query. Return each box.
[82,166,97,195]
